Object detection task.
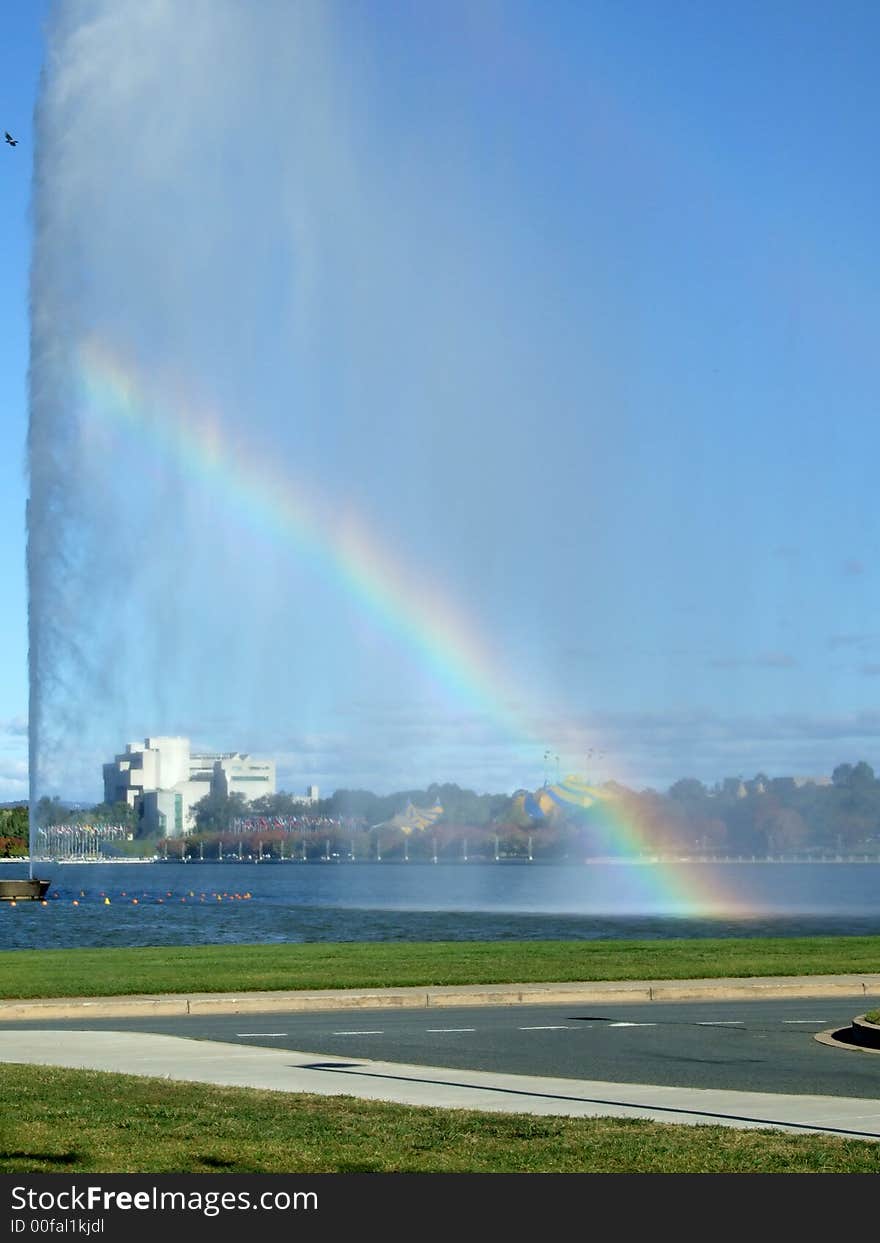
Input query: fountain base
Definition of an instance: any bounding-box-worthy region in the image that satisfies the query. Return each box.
[0,878,51,901]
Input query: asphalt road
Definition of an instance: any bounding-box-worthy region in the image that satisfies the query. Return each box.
[3,995,877,1097]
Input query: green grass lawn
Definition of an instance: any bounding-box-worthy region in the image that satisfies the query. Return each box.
[2,1064,878,1173]
[3,939,878,1174]
[2,935,879,999]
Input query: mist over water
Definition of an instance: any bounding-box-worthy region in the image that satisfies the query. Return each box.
[4,861,880,952]
[28,1,606,812]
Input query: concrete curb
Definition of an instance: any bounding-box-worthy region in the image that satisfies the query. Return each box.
[814,1022,880,1055]
[2,973,879,1021]
[848,1014,880,1050]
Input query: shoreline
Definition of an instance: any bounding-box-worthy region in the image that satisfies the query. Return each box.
[4,855,880,866]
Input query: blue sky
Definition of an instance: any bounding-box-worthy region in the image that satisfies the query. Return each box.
[0,2,48,799]
[5,1,880,802]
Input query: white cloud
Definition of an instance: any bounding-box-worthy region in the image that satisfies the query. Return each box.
[707,653,797,670]
[755,652,797,669]
[0,757,28,802]
[828,633,876,650]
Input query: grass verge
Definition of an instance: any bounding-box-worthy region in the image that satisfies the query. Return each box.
[2,936,880,1000]
[2,1064,879,1173]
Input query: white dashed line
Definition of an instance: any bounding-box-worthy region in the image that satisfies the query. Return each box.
[425,1028,476,1033]
[236,1032,287,1038]
[782,1020,827,1024]
[518,1025,573,1031]
[332,1030,384,1036]
[697,1021,744,1026]
[607,1022,657,1027]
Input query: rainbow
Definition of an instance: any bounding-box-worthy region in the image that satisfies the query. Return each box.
[76,338,743,913]
[79,338,538,736]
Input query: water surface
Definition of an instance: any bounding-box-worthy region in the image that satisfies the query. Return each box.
[2,860,878,950]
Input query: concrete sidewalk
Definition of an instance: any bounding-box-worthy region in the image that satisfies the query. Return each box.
[2,971,879,1020]
[2,1028,879,1141]
[3,976,878,1141]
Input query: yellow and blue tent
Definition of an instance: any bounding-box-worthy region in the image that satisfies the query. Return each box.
[516,775,606,821]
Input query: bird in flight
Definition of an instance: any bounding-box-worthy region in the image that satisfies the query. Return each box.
[5,132,18,147]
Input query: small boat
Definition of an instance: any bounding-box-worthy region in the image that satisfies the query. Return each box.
[0,878,51,901]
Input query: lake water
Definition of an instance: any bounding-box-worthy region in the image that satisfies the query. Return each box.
[1,859,879,950]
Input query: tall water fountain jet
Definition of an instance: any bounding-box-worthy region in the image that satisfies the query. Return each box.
[27,1,610,861]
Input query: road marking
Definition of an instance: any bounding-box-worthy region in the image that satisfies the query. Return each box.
[236,1032,288,1037]
[697,1021,744,1026]
[518,1025,573,1031]
[425,1028,476,1033]
[782,1020,827,1024]
[332,1030,384,1036]
[607,1022,657,1027]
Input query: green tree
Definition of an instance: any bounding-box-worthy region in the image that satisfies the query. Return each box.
[850,761,875,788]
[34,795,65,827]
[89,800,137,828]
[669,779,708,805]
[193,791,248,833]
[0,805,29,855]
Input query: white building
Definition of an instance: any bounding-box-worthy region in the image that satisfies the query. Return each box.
[103,736,192,808]
[103,736,276,837]
[213,753,276,801]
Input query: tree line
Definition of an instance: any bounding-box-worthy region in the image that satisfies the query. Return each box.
[4,761,880,858]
